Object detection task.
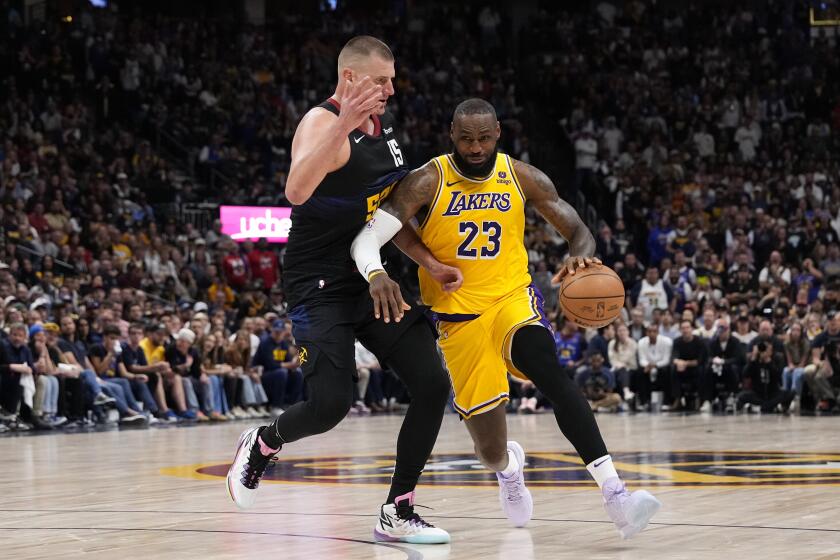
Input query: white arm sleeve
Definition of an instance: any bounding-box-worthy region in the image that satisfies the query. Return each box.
[350,208,404,281]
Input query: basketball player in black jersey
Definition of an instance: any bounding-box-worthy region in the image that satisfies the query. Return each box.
[226,36,456,544]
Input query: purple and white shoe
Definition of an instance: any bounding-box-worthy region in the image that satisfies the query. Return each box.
[374,491,450,544]
[497,441,533,527]
[602,477,661,539]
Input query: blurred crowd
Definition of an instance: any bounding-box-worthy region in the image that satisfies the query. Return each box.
[1,1,839,432]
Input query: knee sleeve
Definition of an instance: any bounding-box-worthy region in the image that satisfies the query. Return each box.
[510,325,573,387]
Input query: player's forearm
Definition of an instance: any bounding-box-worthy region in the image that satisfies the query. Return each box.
[568,224,596,258]
[393,225,440,271]
[286,122,349,205]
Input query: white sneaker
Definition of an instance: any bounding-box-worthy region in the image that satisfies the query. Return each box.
[497,441,533,527]
[373,491,450,544]
[231,406,248,419]
[602,477,661,539]
[699,401,712,413]
[270,407,284,417]
[226,427,275,509]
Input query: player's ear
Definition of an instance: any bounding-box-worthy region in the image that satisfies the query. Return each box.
[495,120,501,138]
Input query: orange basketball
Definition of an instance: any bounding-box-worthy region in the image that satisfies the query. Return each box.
[559,264,625,328]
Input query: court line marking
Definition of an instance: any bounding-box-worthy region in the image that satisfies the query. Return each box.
[0,527,425,559]
[2,509,838,534]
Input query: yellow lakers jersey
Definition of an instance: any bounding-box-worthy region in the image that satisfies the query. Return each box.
[418,153,531,316]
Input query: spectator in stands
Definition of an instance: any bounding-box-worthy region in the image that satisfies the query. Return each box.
[668,320,708,411]
[29,324,65,428]
[608,324,637,403]
[733,315,758,346]
[246,239,280,292]
[631,267,671,322]
[807,313,840,412]
[575,353,621,413]
[554,320,586,373]
[225,329,270,418]
[55,317,128,422]
[783,322,810,414]
[89,325,150,426]
[704,318,745,413]
[618,253,645,292]
[694,309,718,340]
[221,242,249,292]
[120,323,178,422]
[749,320,785,360]
[758,251,792,293]
[636,323,673,411]
[196,333,231,421]
[165,328,216,421]
[658,311,680,340]
[139,323,192,420]
[252,319,302,416]
[627,307,647,341]
[0,323,35,430]
[738,340,793,414]
[200,332,237,420]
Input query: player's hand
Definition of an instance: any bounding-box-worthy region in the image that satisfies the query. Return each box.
[552,256,602,283]
[428,262,463,293]
[338,76,383,133]
[369,272,411,323]
[135,374,149,383]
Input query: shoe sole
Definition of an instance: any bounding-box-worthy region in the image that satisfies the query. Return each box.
[226,428,257,509]
[373,526,451,544]
[619,491,662,539]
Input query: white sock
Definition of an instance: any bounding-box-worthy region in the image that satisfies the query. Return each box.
[499,448,519,477]
[586,454,619,490]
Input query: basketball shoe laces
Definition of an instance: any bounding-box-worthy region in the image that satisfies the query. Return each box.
[395,502,437,530]
[500,471,523,503]
[241,452,272,490]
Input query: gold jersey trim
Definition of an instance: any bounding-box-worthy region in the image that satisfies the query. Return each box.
[419,158,445,230]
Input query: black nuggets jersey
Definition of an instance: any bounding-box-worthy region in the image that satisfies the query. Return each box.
[283,99,409,308]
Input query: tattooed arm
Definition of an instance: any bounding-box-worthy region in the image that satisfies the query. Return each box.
[351,161,462,322]
[513,159,599,280]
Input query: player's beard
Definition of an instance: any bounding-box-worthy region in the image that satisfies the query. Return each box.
[452,146,498,179]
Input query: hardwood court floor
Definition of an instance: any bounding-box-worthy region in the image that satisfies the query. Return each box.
[1,412,839,560]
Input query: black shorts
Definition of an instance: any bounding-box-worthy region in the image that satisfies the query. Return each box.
[288,288,433,377]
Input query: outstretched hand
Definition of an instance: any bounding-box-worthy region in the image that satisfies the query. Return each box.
[552,256,602,283]
[338,76,383,132]
[369,272,411,323]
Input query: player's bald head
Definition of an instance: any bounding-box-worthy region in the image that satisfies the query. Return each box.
[337,36,394,72]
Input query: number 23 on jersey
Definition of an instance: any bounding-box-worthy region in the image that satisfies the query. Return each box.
[457,220,502,259]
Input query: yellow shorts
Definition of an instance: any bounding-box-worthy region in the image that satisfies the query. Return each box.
[436,284,551,419]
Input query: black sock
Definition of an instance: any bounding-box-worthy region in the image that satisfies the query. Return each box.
[510,326,608,464]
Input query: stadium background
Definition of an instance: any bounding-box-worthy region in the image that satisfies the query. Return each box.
[1,0,839,431]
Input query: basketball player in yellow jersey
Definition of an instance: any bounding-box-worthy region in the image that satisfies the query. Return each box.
[351,98,660,538]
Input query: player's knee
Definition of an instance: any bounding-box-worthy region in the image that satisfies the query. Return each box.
[307,390,353,432]
[414,367,452,404]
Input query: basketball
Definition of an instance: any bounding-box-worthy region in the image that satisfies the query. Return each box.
[559,264,625,328]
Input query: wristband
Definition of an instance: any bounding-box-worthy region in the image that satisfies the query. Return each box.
[367,269,386,282]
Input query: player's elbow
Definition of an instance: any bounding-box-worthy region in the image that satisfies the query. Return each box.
[284,179,305,205]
